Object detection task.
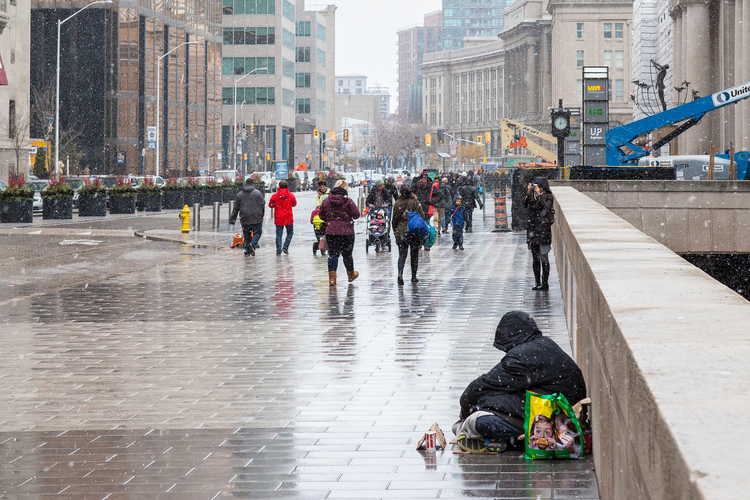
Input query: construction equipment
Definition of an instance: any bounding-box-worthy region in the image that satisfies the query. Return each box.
[500,118,558,163]
[607,79,750,170]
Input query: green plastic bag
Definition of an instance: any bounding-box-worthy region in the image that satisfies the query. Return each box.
[524,391,585,460]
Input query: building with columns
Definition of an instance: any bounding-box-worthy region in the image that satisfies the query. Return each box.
[420,38,505,152]
[670,0,750,154]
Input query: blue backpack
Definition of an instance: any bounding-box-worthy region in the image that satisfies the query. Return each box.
[406,200,430,238]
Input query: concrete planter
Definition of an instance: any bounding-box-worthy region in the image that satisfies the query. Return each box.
[109,195,136,214]
[162,190,184,209]
[42,197,73,219]
[137,192,162,212]
[78,196,107,217]
[203,189,222,205]
[0,198,33,223]
[222,187,238,203]
[184,190,203,207]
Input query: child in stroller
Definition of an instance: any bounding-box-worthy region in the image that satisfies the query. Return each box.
[310,206,327,255]
[365,207,392,253]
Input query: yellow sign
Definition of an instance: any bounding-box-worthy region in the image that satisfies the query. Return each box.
[29,139,47,167]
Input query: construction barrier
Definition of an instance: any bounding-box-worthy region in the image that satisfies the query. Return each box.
[492,188,510,232]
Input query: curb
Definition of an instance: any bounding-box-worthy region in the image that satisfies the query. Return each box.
[134,231,229,249]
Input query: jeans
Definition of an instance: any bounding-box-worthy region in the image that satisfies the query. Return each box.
[275,224,294,253]
[465,208,474,230]
[396,234,422,278]
[530,244,550,286]
[327,234,355,272]
[475,415,523,447]
[442,207,451,230]
[433,207,445,233]
[452,224,464,246]
[241,222,263,253]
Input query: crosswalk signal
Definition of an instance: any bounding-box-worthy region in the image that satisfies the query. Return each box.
[476,135,483,146]
[343,129,350,142]
[437,129,444,143]
[330,130,336,142]
[425,133,432,148]
[313,129,319,140]
[485,131,491,144]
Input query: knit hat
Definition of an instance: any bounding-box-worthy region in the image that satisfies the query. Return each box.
[374,178,384,186]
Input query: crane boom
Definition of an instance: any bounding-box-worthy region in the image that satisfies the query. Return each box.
[606,79,750,165]
[500,118,558,163]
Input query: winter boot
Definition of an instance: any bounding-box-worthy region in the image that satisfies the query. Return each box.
[541,261,550,291]
[347,270,359,282]
[329,271,337,286]
[313,241,318,255]
[532,259,542,290]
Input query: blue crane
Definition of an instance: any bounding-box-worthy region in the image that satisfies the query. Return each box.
[606,80,750,167]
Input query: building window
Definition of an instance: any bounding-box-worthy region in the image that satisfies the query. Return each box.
[338,79,343,86]
[223,0,275,15]
[317,22,326,41]
[615,50,624,68]
[296,47,310,62]
[296,72,311,88]
[283,89,295,108]
[282,29,294,49]
[222,27,275,45]
[604,50,612,67]
[615,79,624,101]
[8,100,16,139]
[296,98,311,114]
[317,48,326,66]
[222,87,275,105]
[355,89,362,94]
[296,21,310,36]
[282,59,294,78]
[577,50,584,67]
[615,23,624,39]
[317,74,326,91]
[317,99,326,116]
[604,23,612,39]
[576,23,583,39]
[282,0,295,21]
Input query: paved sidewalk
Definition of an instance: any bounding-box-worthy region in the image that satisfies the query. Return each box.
[0,190,598,499]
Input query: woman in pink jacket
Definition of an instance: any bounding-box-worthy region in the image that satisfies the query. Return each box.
[268,180,297,255]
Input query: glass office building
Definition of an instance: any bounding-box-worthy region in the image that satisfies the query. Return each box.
[441,0,514,50]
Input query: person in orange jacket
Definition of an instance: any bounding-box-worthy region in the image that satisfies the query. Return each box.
[268,180,297,255]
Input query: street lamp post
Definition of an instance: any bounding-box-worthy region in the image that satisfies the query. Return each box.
[233,67,267,170]
[55,0,112,181]
[156,40,198,179]
[240,100,247,176]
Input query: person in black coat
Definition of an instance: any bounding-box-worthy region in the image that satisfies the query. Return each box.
[457,177,483,232]
[522,176,555,290]
[456,311,586,450]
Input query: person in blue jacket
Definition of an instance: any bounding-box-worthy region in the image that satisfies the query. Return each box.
[450,196,466,250]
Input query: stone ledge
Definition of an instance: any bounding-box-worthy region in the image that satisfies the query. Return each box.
[552,186,748,500]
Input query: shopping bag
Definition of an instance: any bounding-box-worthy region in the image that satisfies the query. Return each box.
[423,225,436,248]
[427,204,434,217]
[407,210,430,238]
[230,232,244,248]
[524,391,585,460]
[318,235,329,252]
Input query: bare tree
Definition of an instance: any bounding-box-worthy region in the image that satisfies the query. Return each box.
[31,81,84,174]
[8,107,30,176]
[374,119,430,170]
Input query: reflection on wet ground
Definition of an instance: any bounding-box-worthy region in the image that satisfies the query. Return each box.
[0,192,598,499]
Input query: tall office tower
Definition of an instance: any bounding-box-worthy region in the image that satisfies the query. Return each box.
[396,10,441,122]
[441,0,513,50]
[31,0,223,176]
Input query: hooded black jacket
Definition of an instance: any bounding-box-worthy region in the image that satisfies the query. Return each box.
[459,311,586,426]
[521,176,554,246]
[230,184,265,225]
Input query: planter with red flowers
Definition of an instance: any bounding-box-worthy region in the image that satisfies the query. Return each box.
[0,174,34,223]
[203,178,222,205]
[136,177,162,212]
[78,178,108,217]
[161,178,185,209]
[183,177,204,207]
[108,177,137,214]
[42,178,74,219]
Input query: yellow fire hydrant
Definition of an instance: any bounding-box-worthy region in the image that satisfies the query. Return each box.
[179,205,190,233]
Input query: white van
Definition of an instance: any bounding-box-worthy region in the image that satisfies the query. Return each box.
[213,169,240,182]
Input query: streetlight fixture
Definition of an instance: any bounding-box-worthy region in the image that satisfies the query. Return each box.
[240,100,247,176]
[156,40,198,178]
[55,0,112,181]
[233,67,267,169]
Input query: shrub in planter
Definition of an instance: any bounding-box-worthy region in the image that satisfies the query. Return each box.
[250,173,266,195]
[42,178,74,219]
[161,178,185,209]
[0,174,34,223]
[203,178,222,205]
[286,174,298,192]
[109,177,137,214]
[183,177,204,207]
[78,178,107,216]
[136,178,162,212]
[222,178,238,203]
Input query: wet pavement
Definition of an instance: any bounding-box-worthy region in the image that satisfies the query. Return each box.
[0,190,599,499]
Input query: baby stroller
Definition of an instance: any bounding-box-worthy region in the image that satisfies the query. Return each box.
[365,207,392,253]
[310,206,327,256]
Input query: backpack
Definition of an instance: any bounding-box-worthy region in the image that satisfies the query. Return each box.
[405,199,430,238]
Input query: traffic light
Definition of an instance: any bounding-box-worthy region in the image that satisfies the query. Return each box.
[437,129,444,143]
[343,129,350,142]
[485,131,492,144]
[476,135,483,146]
[425,133,432,148]
[322,155,326,162]
[313,129,319,140]
[250,123,255,134]
[330,130,336,142]
[266,153,271,160]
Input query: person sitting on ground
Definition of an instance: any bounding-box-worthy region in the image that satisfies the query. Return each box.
[453,310,586,453]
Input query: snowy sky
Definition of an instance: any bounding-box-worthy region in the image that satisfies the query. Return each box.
[318,0,442,113]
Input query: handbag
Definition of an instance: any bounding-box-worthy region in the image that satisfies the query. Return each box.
[406,199,430,238]
[318,235,328,252]
[423,225,436,248]
[427,184,435,217]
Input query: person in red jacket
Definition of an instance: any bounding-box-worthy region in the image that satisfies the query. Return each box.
[268,180,297,255]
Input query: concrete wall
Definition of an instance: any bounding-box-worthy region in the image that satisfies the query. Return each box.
[552,186,749,500]
[554,180,750,253]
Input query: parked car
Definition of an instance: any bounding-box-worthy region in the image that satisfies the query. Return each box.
[131,175,165,187]
[245,172,277,192]
[0,180,6,192]
[62,177,87,210]
[343,172,357,188]
[212,169,240,183]
[25,179,50,213]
